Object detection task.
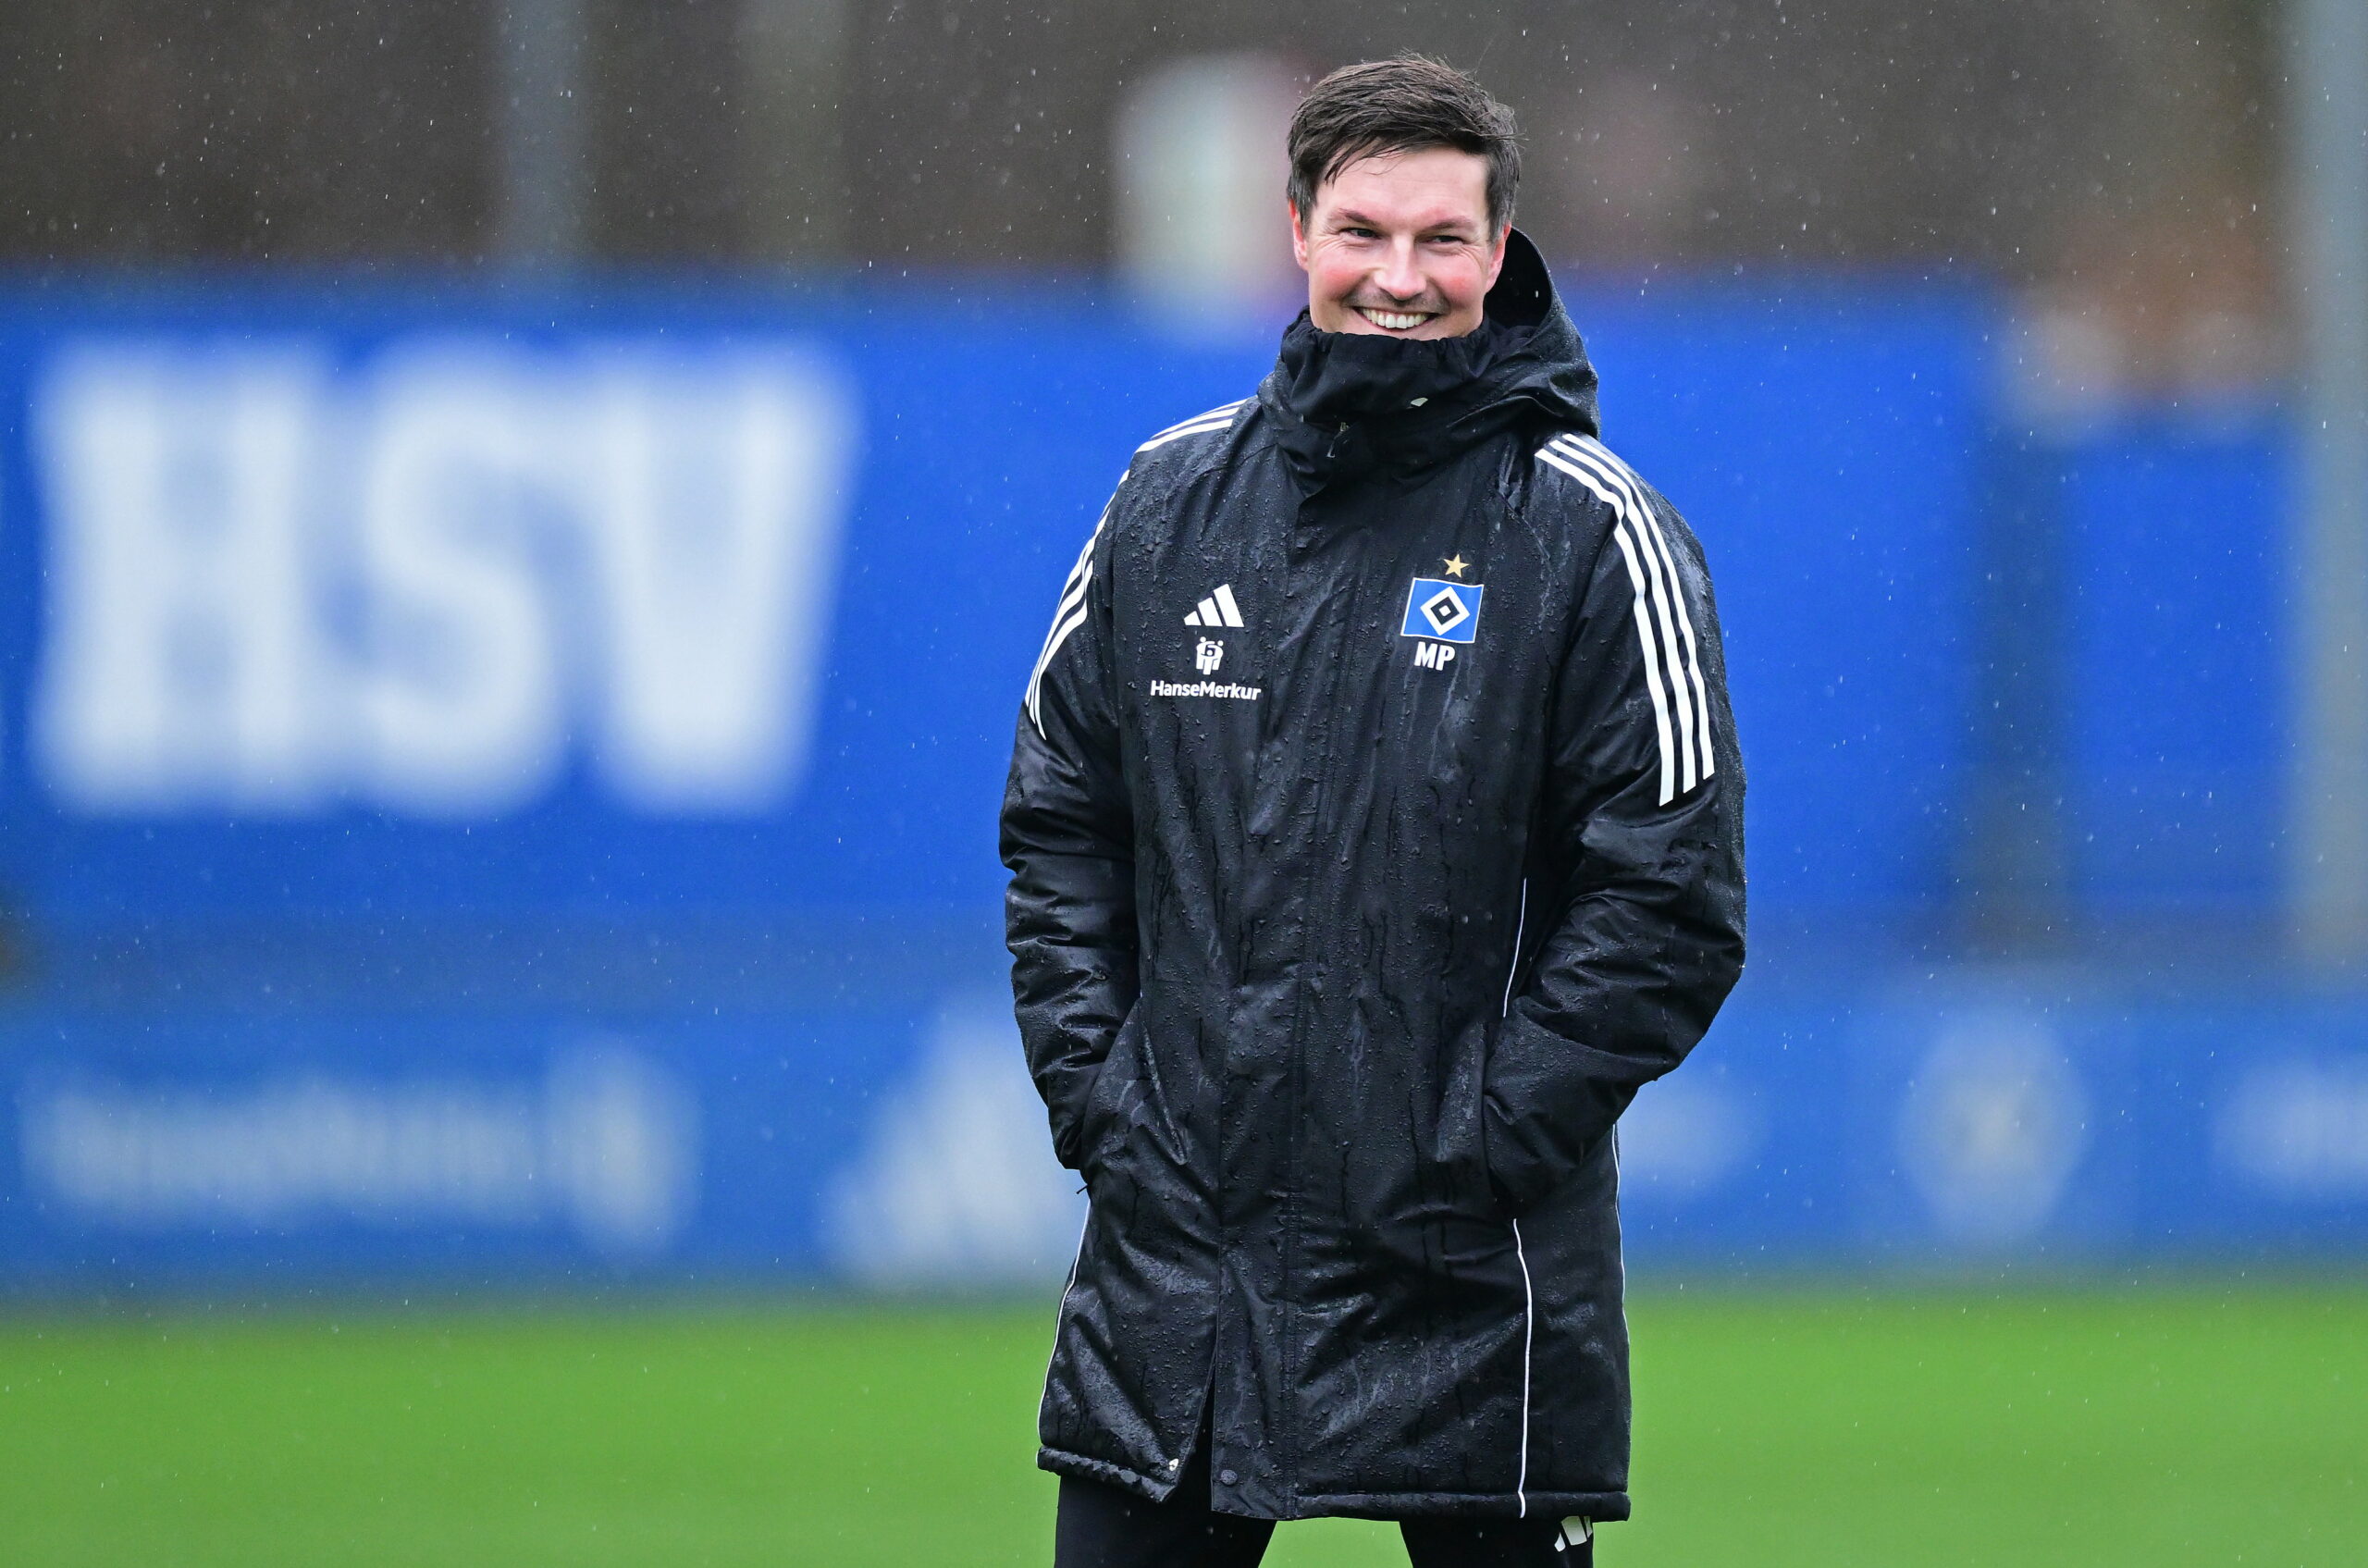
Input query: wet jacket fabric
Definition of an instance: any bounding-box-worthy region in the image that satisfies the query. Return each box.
[1002,231,1745,1525]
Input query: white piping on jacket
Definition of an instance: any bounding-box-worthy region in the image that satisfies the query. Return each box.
[1503,875,1534,1515]
[1040,1199,1093,1405]
[1501,878,1528,1018]
[1511,1216,1536,1517]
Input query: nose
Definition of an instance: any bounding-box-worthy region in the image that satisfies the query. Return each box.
[1372,238,1424,301]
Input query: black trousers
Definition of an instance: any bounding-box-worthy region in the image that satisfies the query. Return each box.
[1054,1469,1591,1568]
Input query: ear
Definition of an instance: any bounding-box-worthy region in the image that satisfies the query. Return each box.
[1483,225,1509,290]
[1289,200,1312,271]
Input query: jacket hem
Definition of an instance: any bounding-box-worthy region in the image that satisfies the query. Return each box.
[1037,1444,1176,1504]
[1034,1448,1631,1525]
[1284,1488,1631,1524]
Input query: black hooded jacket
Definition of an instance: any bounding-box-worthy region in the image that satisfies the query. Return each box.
[1002,232,1745,1524]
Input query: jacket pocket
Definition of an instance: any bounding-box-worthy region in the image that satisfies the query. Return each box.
[1479,1089,1538,1217]
[1076,1012,1146,1178]
[1441,1019,1512,1222]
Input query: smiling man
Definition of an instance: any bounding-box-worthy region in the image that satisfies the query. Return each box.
[1004,56,1746,1568]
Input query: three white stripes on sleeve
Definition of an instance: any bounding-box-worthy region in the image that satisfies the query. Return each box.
[1135,399,1246,453]
[1025,500,1107,736]
[1534,433,1716,806]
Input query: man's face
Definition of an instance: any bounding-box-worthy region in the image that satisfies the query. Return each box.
[1290,146,1507,340]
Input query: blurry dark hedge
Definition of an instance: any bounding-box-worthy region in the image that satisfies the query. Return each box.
[1,1,2275,294]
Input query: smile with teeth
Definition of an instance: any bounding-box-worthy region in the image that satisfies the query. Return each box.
[1356,306,1434,331]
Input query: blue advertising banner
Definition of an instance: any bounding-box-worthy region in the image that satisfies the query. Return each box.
[2,987,2363,1292]
[0,277,1992,925]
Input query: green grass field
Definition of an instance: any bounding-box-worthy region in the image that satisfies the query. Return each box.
[1,1285,2361,1566]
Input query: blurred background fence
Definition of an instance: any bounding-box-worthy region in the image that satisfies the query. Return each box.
[0,0,2362,1296]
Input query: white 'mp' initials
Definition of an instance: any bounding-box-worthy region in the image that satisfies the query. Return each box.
[1412,640,1456,672]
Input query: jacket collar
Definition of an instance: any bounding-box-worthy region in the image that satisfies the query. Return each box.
[1259,228,1600,495]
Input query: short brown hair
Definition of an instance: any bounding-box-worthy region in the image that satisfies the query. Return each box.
[1287,56,1522,236]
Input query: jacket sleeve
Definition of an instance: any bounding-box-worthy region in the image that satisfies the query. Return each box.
[1001,495,1138,1172]
[1484,476,1747,1212]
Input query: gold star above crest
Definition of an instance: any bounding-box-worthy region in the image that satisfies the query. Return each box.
[1442,554,1470,579]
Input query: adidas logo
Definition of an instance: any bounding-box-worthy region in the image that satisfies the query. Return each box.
[1184,585,1245,628]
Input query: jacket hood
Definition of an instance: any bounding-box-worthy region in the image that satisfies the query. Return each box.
[1261,228,1600,493]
